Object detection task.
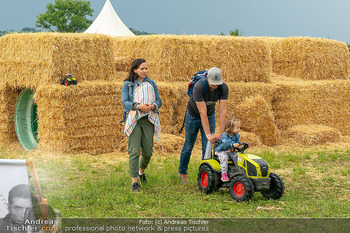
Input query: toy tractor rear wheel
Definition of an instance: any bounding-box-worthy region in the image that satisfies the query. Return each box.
[261,173,285,200]
[64,79,71,86]
[198,164,216,194]
[229,175,253,202]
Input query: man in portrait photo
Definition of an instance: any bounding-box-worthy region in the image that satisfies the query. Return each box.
[0,184,37,233]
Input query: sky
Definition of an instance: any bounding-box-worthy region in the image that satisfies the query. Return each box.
[0,0,349,43]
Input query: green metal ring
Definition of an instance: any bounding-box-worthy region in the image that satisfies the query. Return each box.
[14,89,38,151]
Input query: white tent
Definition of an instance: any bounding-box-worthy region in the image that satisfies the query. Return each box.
[85,0,135,36]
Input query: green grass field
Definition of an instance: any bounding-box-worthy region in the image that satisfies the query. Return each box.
[1,141,349,219]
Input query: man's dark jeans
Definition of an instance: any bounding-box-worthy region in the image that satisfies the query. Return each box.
[178,112,215,175]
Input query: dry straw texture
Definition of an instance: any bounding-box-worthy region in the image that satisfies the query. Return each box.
[268,37,350,80]
[113,35,271,82]
[225,82,278,116]
[153,133,185,153]
[0,33,116,89]
[1,33,350,154]
[115,56,133,73]
[239,131,262,147]
[34,81,124,154]
[282,124,341,146]
[234,95,278,146]
[0,83,21,143]
[272,78,350,136]
[156,82,186,135]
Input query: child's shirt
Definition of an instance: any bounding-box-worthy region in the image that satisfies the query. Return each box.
[214,132,240,152]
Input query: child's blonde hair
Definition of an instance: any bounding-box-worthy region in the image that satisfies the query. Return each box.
[225,116,241,135]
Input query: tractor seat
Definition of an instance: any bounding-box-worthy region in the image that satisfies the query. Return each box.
[213,151,237,166]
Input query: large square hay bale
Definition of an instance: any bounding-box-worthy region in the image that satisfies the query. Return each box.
[235,95,278,146]
[0,33,116,89]
[113,35,271,82]
[240,131,262,147]
[0,83,21,143]
[34,81,124,154]
[156,82,186,135]
[272,79,350,135]
[282,124,341,146]
[269,37,350,80]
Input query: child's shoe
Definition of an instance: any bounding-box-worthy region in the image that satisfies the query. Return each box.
[221,173,229,182]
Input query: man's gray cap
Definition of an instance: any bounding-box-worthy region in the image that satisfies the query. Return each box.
[208,67,223,85]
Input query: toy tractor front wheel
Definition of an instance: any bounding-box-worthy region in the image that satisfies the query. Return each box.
[229,175,253,202]
[198,164,216,194]
[261,173,285,200]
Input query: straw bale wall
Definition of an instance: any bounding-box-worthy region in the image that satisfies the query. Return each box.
[112,35,271,82]
[272,79,350,135]
[1,33,350,153]
[0,83,21,143]
[234,95,278,146]
[269,37,350,80]
[0,33,116,89]
[282,124,341,146]
[34,81,124,154]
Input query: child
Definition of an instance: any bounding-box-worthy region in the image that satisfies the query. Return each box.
[214,117,241,182]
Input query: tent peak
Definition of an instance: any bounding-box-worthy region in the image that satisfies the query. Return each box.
[85,0,135,37]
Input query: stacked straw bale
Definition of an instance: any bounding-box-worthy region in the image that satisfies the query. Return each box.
[161,81,278,137]
[269,37,350,80]
[0,33,116,89]
[0,83,21,143]
[113,35,271,82]
[282,124,341,146]
[234,95,278,146]
[239,131,262,147]
[115,56,133,73]
[156,82,186,135]
[225,82,278,115]
[272,79,350,136]
[153,133,185,153]
[34,81,124,154]
[2,33,350,154]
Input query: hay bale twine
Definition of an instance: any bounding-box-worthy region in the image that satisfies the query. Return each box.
[283,124,341,146]
[235,95,278,146]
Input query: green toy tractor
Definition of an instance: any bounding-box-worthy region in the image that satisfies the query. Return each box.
[60,74,77,86]
[198,143,285,202]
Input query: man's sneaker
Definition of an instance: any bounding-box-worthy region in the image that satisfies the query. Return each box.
[139,173,147,184]
[178,173,189,185]
[131,182,140,192]
[221,173,229,182]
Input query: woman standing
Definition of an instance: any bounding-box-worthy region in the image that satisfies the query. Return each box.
[122,58,162,192]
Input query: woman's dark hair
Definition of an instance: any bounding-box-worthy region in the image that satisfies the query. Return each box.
[124,58,147,82]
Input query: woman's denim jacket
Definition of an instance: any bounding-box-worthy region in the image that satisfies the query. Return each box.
[214,132,240,152]
[121,77,162,122]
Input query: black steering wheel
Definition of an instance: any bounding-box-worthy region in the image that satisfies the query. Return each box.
[235,142,249,153]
